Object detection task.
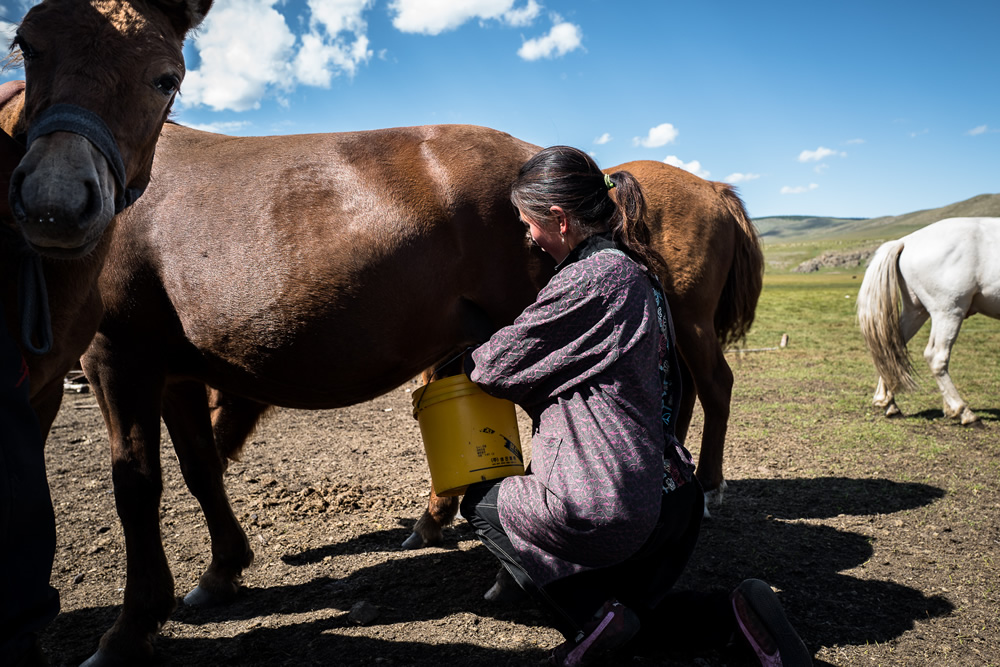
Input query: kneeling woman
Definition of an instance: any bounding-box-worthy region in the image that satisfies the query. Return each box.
[460,146,811,667]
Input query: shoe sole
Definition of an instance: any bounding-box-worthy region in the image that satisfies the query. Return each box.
[733,579,812,667]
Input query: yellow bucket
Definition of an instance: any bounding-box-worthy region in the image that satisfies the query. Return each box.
[411,374,524,496]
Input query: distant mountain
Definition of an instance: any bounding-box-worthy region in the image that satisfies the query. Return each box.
[754,192,1000,244]
[755,192,1000,273]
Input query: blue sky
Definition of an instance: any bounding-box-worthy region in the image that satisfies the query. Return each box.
[3,0,998,218]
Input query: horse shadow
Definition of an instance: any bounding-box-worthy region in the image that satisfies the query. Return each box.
[907,407,1000,424]
[277,518,473,565]
[46,477,951,666]
[654,477,953,662]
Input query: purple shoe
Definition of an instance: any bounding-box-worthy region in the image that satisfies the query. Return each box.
[549,598,640,667]
[731,579,812,667]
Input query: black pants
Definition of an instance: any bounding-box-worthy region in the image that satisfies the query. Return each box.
[0,306,59,664]
[461,477,734,645]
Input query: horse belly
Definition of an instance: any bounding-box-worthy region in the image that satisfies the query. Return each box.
[178,287,464,409]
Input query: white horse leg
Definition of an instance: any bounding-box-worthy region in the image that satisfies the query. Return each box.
[923,311,978,424]
[872,376,901,416]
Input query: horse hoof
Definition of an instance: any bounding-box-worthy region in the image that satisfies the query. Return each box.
[184,584,231,607]
[80,649,130,667]
[483,570,528,604]
[885,404,901,418]
[703,479,728,509]
[959,408,981,427]
[401,532,426,550]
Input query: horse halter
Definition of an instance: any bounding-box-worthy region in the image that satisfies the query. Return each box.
[26,103,147,214]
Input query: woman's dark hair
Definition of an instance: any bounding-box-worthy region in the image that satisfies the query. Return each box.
[511,145,667,276]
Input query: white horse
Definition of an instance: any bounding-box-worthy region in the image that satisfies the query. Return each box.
[857,217,1000,425]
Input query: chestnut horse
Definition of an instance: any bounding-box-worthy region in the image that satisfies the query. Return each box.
[80,121,762,664]
[2,0,212,437]
[0,3,212,665]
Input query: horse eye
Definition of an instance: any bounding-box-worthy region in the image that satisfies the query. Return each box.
[12,35,37,61]
[154,74,180,96]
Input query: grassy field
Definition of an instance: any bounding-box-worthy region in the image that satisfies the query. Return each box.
[687,269,999,666]
[741,272,999,420]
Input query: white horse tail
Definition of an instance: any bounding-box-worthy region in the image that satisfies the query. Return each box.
[857,239,918,392]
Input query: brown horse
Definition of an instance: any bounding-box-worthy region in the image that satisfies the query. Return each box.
[2,0,212,440]
[80,120,761,664]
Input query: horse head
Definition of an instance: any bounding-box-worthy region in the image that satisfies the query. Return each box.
[8,0,212,259]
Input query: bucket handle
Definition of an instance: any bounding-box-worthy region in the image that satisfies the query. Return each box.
[415,346,476,413]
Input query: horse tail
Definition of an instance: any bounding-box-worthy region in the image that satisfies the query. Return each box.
[713,183,764,349]
[208,389,275,462]
[856,240,917,392]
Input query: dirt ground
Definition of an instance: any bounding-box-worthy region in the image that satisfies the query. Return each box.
[40,376,999,667]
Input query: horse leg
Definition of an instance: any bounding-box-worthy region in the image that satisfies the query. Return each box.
[403,490,460,549]
[673,319,732,510]
[80,340,173,666]
[923,311,978,425]
[872,377,901,417]
[673,355,697,446]
[404,315,496,550]
[402,364,465,549]
[160,382,255,607]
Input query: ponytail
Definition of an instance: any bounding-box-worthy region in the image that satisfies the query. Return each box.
[605,170,668,277]
[511,145,667,276]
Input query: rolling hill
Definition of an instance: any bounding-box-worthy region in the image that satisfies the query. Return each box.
[754,192,1000,273]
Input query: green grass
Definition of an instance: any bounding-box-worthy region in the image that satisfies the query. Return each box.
[724,272,1000,464]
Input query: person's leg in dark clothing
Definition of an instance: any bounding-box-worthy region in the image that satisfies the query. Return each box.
[460,479,536,596]
[620,481,811,664]
[0,308,59,666]
[461,479,597,639]
[617,480,739,648]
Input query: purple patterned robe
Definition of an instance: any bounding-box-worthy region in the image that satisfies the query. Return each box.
[470,237,693,587]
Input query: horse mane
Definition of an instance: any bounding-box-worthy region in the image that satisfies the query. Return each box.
[1,50,24,73]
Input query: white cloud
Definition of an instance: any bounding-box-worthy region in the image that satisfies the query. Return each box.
[594,132,612,145]
[180,0,296,112]
[633,123,678,148]
[184,120,253,134]
[517,21,583,60]
[663,155,709,179]
[846,138,865,145]
[293,29,371,85]
[308,0,370,34]
[724,172,761,184]
[390,0,538,35]
[180,0,372,112]
[798,146,845,162]
[780,183,819,195]
[0,20,16,43]
[503,0,541,26]
[909,128,929,138]
[292,0,373,84]
[967,124,989,136]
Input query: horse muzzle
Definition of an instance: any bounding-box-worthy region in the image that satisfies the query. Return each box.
[9,103,143,259]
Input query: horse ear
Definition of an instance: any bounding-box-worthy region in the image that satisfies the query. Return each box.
[185,0,214,29]
[148,0,214,34]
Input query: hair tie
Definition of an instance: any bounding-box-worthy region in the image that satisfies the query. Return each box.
[604,173,615,190]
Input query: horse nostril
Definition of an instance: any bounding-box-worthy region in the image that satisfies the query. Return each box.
[9,168,26,219]
[82,176,104,223]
